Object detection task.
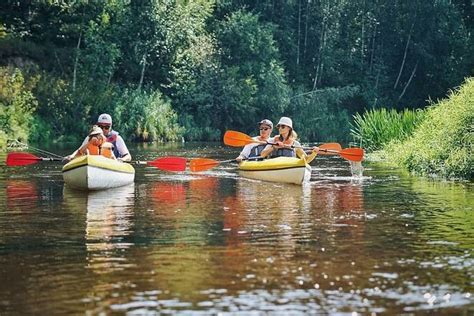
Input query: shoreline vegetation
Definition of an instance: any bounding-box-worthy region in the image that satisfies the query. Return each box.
[1,1,473,180]
[352,78,473,181]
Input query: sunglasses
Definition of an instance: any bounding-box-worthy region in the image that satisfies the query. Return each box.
[98,125,111,130]
[259,127,271,131]
[277,125,288,129]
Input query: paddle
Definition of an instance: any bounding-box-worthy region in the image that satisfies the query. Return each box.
[223,130,364,162]
[190,158,236,172]
[144,156,187,172]
[6,152,63,166]
[6,152,187,172]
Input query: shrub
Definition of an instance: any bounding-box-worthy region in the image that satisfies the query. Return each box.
[114,88,184,142]
[0,67,38,149]
[386,78,473,180]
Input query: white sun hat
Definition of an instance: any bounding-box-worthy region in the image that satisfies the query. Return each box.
[89,125,104,137]
[276,117,293,129]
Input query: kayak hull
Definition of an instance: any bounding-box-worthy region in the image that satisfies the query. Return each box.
[239,157,311,185]
[62,155,135,190]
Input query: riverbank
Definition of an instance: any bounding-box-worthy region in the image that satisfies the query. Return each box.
[378,78,473,180]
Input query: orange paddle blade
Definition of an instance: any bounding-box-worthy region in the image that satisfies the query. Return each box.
[148,157,187,172]
[339,148,364,162]
[223,130,257,147]
[318,143,342,155]
[190,158,219,172]
[6,152,41,166]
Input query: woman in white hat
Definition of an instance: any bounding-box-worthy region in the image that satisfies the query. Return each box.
[260,116,319,162]
[236,119,274,161]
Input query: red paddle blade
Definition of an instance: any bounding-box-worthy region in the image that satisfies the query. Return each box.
[6,152,41,166]
[148,157,187,172]
[224,130,256,147]
[339,148,364,162]
[318,143,343,155]
[190,158,219,172]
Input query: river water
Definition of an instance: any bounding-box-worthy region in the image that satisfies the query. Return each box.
[0,142,472,315]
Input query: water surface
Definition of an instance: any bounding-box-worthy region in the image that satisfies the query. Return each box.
[0,143,472,315]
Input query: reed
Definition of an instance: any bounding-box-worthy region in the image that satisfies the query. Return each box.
[350,108,425,151]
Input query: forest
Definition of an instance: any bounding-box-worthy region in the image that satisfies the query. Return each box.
[1,0,473,146]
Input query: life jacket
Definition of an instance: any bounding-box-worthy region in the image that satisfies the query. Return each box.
[271,135,296,158]
[249,143,267,158]
[100,142,115,159]
[86,141,115,159]
[86,142,100,155]
[104,130,120,158]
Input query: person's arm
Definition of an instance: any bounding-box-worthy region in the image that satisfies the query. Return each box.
[64,137,88,161]
[236,143,257,161]
[119,152,131,162]
[297,146,319,163]
[115,136,131,162]
[260,144,275,158]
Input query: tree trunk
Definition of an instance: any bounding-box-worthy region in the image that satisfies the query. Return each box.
[369,23,377,73]
[138,53,147,90]
[313,2,328,90]
[394,21,415,89]
[398,61,418,102]
[72,32,82,93]
[303,0,310,59]
[297,0,301,66]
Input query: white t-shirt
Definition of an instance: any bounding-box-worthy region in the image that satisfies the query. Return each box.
[238,136,269,159]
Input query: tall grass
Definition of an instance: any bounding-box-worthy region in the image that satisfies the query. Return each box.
[386,78,473,180]
[350,108,425,151]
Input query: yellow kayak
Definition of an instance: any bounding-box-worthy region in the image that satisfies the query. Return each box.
[239,156,311,185]
[62,155,135,190]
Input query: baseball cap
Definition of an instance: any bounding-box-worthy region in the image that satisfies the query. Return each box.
[97,113,112,125]
[258,119,273,129]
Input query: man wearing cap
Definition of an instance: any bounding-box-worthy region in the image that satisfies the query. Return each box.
[235,119,273,161]
[65,113,131,162]
[95,113,131,161]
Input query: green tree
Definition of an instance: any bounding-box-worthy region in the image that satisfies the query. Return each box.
[214,10,290,133]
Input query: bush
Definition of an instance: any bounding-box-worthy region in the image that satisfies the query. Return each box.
[114,88,184,142]
[0,67,38,149]
[386,78,473,180]
[350,107,426,151]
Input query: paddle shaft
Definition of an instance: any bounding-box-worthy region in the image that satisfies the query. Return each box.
[247,140,362,159]
[38,157,63,161]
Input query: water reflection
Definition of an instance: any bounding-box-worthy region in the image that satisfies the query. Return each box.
[63,184,135,273]
[149,181,187,210]
[1,143,473,314]
[6,179,39,209]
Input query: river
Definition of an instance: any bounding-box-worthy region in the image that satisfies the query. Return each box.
[0,142,472,315]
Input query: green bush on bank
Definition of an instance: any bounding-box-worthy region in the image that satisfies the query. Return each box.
[350,107,425,151]
[0,67,38,148]
[114,89,184,142]
[386,78,473,180]
[0,65,184,148]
